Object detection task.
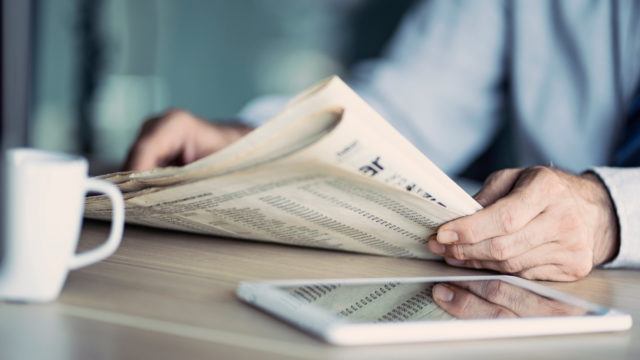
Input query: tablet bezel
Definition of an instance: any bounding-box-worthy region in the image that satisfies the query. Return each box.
[236,275,632,345]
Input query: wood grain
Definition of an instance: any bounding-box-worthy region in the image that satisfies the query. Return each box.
[1,220,638,359]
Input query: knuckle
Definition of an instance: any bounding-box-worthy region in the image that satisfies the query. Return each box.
[532,166,565,193]
[164,108,189,118]
[448,218,477,243]
[494,168,519,180]
[485,169,507,185]
[516,229,534,250]
[571,255,593,279]
[484,171,499,185]
[141,109,191,134]
[499,259,521,273]
[495,207,516,234]
[456,292,474,313]
[483,168,520,191]
[459,225,477,243]
[163,109,195,125]
[483,280,505,302]
[519,270,537,280]
[531,165,554,179]
[450,245,466,260]
[488,238,509,260]
[559,212,581,232]
[492,307,514,318]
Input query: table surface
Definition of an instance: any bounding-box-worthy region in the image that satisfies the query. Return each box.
[1,221,639,360]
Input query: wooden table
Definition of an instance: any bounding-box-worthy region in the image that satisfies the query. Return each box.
[1,221,638,359]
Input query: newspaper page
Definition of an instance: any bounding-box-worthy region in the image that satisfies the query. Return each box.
[86,161,459,259]
[282,282,453,322]
[85,76,481,259]
[94,77,481,214]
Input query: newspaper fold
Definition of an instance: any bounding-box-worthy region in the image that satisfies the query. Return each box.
[85,76,481,259]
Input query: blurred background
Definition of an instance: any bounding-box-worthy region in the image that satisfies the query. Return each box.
[30,0,419,173]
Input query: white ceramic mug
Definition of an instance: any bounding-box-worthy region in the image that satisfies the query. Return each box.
[0,148,124,302]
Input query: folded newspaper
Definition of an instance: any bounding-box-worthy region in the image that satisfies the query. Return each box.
[85,76,481,259]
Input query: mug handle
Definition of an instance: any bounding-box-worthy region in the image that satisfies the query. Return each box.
[68,178,125,270]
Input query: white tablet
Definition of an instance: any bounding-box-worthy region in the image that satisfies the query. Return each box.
[236,275,632,345]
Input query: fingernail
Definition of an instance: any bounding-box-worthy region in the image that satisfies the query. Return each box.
[433,285,454,302]
[429,241,445,255]
[437,230,459,243]
[446,258,465,266]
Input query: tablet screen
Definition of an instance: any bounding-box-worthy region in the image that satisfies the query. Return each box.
[279,280,599,323]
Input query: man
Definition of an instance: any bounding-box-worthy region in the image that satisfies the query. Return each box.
[124,0,640,281]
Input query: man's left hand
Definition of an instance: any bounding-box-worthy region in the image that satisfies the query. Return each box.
[432,280,587,318]
[427,166,619,281]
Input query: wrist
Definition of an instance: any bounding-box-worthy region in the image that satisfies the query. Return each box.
[581,172,620,265]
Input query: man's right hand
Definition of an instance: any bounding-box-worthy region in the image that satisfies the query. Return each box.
[124,109,253,171]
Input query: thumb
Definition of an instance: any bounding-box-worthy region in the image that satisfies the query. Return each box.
[474,168,523,206]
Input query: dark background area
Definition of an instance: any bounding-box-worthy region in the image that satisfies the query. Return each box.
[29,0,508,180]
[31,0,420,169]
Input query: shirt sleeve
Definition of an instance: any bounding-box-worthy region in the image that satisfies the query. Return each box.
[240,0,508,175]
[347,0,508,175]
[238,94,291,129]
[591,167,640,268]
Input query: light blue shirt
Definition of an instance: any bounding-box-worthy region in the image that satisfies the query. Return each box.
[241,0,640,268]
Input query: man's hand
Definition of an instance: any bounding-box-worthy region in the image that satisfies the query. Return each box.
[432,280,587,318]
[427,166,619,281]
[124,109,253,171]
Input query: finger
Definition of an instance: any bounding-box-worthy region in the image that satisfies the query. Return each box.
[518,265,593,283]
[431,170,515,245]
[126,139,180,171]
[444,257,487,270]
[124,120,157,171]
[125,118,189,171]
[125,142,159,171]
[439,211,557,261]
[474,168,523,206]
[427,237,446,256]
[432,284,517,319]
[454,280,586,315]
[452,280,537,316]
[451,280,576,317]
[446,244,582,276]
[437,167,554,244]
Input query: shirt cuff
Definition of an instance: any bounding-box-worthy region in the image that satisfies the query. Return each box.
[591,167,640,268]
